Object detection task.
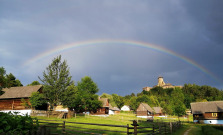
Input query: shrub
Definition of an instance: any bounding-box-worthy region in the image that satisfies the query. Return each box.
[0,112,39,134]
[201,125,223,135]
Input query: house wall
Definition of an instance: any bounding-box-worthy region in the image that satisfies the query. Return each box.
[193,112,223,121]
[136,111,149,116]
[0,98,30,110]
[121,105,130,111]
[93,107,109,115]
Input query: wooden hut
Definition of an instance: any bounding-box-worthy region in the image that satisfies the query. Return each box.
[136,103,153,118]
[191,101,223,124]
[152,107,164,116]
[0,85,43,110]
[109,104,120,115]
[92,98,109,115]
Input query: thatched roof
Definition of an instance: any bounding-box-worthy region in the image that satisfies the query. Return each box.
[99,98,109,107]
[137,103,153,112]
[0,85,43,99]
[153,107,162,114]
[191,101,223,114]
[109,104,120,111]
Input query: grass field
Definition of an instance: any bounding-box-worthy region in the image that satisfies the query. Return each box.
[33,113,223,135]
[35,113,149,134]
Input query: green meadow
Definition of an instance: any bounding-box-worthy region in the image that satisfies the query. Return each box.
[34,112,192,135]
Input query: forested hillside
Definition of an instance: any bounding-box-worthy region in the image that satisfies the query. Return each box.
[103,84,223,116]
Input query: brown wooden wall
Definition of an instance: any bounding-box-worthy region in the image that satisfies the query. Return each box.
[0,98,30,110]
[92,107,109,115]
[136,111,149,116]
[193,112,223,120]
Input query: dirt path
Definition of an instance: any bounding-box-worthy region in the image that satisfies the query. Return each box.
[183,127,193,135]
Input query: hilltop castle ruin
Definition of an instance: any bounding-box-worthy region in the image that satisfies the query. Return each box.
[142,77,182,91]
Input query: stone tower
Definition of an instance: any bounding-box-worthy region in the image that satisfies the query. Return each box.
[157,76,165,87]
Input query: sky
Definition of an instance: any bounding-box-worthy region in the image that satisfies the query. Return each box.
[1,0,223,96]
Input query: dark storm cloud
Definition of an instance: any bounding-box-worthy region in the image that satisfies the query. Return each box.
[0,0,223,95]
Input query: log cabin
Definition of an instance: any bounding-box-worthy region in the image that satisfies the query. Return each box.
[92,97,109,115]
[152,107,164,116]
[136,103,153,118]
[191,101,223,124]
[0,85,43,111]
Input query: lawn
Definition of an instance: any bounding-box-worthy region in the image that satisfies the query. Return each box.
[35,113,150,134]
[33,113,193,134]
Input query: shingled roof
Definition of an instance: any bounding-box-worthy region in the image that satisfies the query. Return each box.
[191,101,223,114]
[153,107,162,114]
[0,85,43,99]
[99,98,109,107]
[137,103,153,112]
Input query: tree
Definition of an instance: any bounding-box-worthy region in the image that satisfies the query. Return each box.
[5,73,23,87]
[112,94,124,109]
[76,76,102,113]
[129,96,139,111]
[27,81,41,86]
[38,55,73,109]
[29,92,47,109]
[0,67,6,87]
[173,102,186,120]
[60,83,78,110]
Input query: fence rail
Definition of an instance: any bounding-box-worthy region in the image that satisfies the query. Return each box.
[35,119,182,135]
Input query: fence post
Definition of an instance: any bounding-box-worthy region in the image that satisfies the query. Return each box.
[131,120,139,135]
[152,123,155,134]
[62,121,66,134]
[159,123,161,135]
[169,122,172,134]
[127,124,129,135]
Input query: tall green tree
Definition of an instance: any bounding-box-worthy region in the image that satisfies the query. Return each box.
[39,55,73,109]
[5,73,23,87]
[76,76,102,113]
[112,94,124,109]
[60,83,78,110]
[0,67,6,88]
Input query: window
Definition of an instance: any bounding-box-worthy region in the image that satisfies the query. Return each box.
[212,113,218,117]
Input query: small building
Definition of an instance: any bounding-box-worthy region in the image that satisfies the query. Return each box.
[152,107,164,116]
[0,85,44,115]
[121,105,130,111]
[136,103,153,118]
[92,98,109,115]
[190,101,223,124]
[109,104,120,115]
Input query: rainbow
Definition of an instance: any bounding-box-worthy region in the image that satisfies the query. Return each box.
[23,39,223,84]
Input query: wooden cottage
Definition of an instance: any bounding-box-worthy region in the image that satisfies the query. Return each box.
[109,104,120,115]
[136,103,153,118]
[191,101,223,124]
[92,98,109,115]
[152,107,164,116]
[0,85,44,115]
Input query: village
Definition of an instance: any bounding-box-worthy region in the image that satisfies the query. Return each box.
[1,68,223,134]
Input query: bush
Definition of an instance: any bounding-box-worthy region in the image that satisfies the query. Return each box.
[202,125,223,135]
[0,112,39,134]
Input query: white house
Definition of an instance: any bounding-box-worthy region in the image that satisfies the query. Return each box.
[121,105,130,111]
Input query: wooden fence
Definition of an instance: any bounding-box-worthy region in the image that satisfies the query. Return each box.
[35,119,182,135]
